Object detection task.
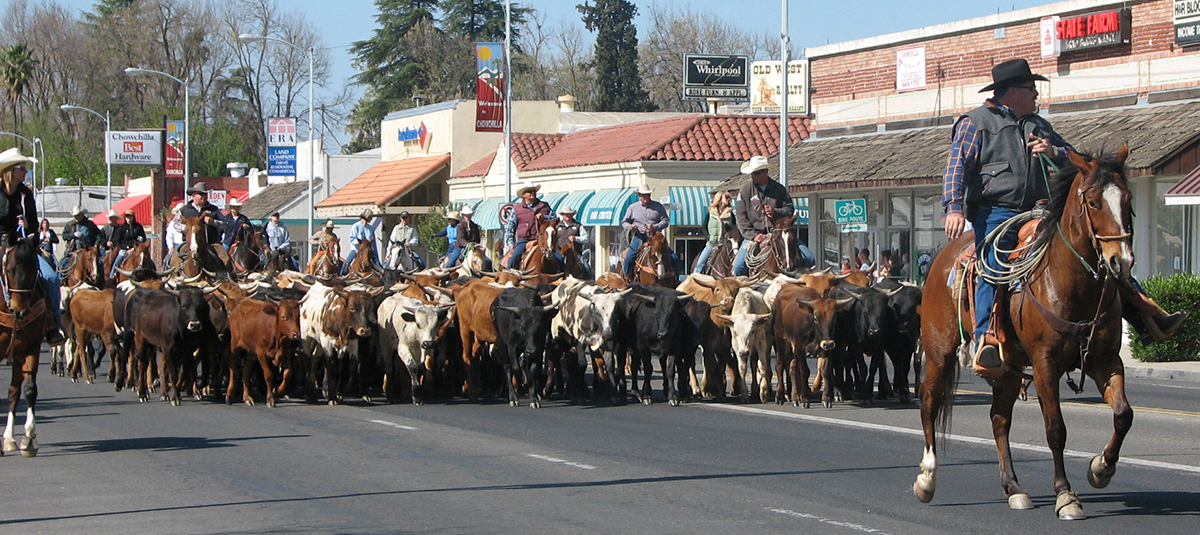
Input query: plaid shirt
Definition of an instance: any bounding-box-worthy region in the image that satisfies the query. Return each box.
[942,101,1070,215]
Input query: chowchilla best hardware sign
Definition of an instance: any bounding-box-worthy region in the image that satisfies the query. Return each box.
[682,54,749,101]
[106,130,164,166]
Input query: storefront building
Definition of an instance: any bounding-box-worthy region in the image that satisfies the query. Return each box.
[790,0,1200,281]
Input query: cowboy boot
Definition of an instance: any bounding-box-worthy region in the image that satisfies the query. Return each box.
[1118,278,1187,343]
[972,285,1010,384]
[46,314,66,347]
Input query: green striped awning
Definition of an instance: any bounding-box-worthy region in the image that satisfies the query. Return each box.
[581,188,636,226]
[792,197,810,225]
[472,196,516,230]
[539,191,568,211]
[552,190,595,215]
[454,199,482,210]
[669,186,711,226]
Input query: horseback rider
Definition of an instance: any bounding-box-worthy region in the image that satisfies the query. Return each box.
[309,220,340,266]
[732,156,796,276]
[435,211,461,268]
[386,211,422,270]
[943,58,1185,379]
[61,204,100,270]
[340,208,382,275]
[554,206,590,274]
[0,148,65,346]
[220,198,253,251]
[180,182,232,267]
[620,183,680,280]
[109,209,147,278]
[694,190,735,275]
[449,205,491,271]
[505,183,555,270]
[264,212,296,271]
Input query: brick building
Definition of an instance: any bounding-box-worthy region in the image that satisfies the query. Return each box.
[775,0,1200,280]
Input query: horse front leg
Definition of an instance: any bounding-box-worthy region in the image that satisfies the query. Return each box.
[18,354,38,456]
[1084,359,1133,491]
[991,372,1032,510]
[3,361,23,453]
[1032,368,1082,520]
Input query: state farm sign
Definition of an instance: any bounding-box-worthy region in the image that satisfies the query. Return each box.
[106,130,164,166]
[1053,8,1131,53]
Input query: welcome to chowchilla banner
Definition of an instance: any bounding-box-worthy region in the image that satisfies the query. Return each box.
[476,42,505,133]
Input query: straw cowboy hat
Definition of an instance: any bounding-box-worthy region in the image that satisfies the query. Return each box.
[171,202,184,214]
[516,183,541,196]
[447,211,461,221]
[979,58,1049,93]
[186,182,210,195]
[740,155,773,175]
[460,205,474,216]
[323,220,335,229]
[106,209,119,219]
[559,205,576,215]
[71,205,86,216]
[0,147,37,173]
[636,184,653,195]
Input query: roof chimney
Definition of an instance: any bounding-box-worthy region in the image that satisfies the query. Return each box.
[557,94,577,113]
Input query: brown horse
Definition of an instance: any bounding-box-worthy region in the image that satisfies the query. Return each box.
[306,236,341,278]
[515,217,561,277]
[63,246,104,288]
[744,213,801,278]
[345,238,380,277]
[111,240,156,284]
[915,146,1134,520]
[697,234,739,278]
[0,236,51,457]
[167,216,229,278]
[631,232,676,287]
[229,225,263,274]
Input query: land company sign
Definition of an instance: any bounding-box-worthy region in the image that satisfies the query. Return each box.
[106,131,163,166]
[683,54,749,100]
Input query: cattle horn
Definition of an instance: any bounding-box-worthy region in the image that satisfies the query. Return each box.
[203,286,220,295]
[495,306,522,314]
[541,304,559,314]
[184,272,204,283]
[676,293,694,302]
[519,273,539,281]
[155,265,180,277]
[115,267,135,277]
[632,294,655,304]
[520,282,539,290]
[692,276,716,289]
[835,297,856,308]
[427,285,454,297]
[203,268,218,278]
[831,272,851,281]
[477,270,498,278]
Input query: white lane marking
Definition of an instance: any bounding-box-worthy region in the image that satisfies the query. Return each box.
[767,507,892,534]
[368,419,418,431]
[700,404,1200,475]
[526,453,596,470]
[1150,383,1200,391]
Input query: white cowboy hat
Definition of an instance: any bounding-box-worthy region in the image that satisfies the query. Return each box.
[636,183,653,195]
[447,211,461,221]
[559,205,576,215]
[71,205,86,216]
[228,197,243,207]
[516,183,541,196]
[460,205,475,216]
[323,220,335,229]
[171,202,184,214]
[740,155,773,175]
[0,147,37,172]
[106,209,119,218]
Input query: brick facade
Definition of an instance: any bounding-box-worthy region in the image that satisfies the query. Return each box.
[808,0,1196,129]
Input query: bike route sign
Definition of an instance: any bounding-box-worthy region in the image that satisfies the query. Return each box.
[835,199,867,224]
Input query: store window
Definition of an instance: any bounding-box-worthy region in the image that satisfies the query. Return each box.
[1153,181,1188,276]
[913,193,947,284]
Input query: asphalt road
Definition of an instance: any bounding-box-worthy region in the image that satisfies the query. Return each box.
[2,356,1198,534]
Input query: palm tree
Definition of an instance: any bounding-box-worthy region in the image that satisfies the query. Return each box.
[1,44,38,130]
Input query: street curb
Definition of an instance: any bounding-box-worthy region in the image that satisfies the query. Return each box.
[1123,365,1200,383]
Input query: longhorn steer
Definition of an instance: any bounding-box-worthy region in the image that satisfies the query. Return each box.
[617,283,692,405]
[299,282,375,405]
[492,288,558,408]
[226,297,302,407]
[550,277,629,403]
[715,288,773,403]
[772,284,852,408]
[125,286,212,405]
[676,274,752,400]
[376,295,453,404]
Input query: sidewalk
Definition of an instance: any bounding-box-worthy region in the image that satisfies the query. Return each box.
[1120,342,1200,383]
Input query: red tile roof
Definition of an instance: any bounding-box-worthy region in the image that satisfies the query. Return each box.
[453,151,497,179]
[453,132,567,179]
[318,154,450,208]
[522,114,811,172]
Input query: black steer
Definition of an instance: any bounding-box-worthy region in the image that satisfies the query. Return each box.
[492,288,558,408]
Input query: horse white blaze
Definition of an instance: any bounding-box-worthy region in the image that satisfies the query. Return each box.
[1102,184,1134,273]
[782,232,793,268]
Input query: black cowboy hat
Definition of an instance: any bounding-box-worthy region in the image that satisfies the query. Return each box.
[979,58,1049,93]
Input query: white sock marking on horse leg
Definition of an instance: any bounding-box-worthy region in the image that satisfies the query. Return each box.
[920,445,937,473]
[24,407,34,437]
[3,410,14,444]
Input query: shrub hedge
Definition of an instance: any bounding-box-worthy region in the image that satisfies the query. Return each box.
[1130,272,1200,362]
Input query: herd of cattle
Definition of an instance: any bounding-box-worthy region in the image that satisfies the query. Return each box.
[53,265,924,410]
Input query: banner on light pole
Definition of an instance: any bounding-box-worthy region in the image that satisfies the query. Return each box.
[165,119,185,179]
[475,42,505,133]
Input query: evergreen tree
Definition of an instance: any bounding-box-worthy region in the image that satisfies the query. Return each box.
[346,0,439,153]
[578,0,655,112]
[441,0,529,45]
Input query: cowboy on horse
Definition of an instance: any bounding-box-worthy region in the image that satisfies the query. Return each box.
[621,183,681,281]
[180,182,233,268]
[505,183,556,270]
[0,147,64,347]
[341,208,382,276]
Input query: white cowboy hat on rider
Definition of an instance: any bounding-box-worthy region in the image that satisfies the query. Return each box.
[71,205,87,217]
[0,147,37,173]
[324,220,334,229]
[228,197,243,207]
[559,206,576,215]
[516,183,541,197]
[447,211,461,221]
[636,184,653,195]
[740,155,773,175]
[461,205,474,216]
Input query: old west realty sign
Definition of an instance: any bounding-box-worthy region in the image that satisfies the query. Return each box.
[683,54,749,100]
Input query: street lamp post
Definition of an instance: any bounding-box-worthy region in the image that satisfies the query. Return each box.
[237,33,317,262]
[60,104,113,206]
[32,138,45,208]
[124,67,190,192]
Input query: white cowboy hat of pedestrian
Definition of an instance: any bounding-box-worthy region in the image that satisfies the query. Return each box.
[636,184,653,195]
[106,209,119,219]
[461,205,475,216]
[228,197,243,207]
[0,147,37,172]
[740,155,773,175]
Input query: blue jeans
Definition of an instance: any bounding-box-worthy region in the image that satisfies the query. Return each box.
[622,236,645,277]
[732,239,757,276]
[340,246,381,275]
[972,206,1020,342]
[38,255,61,318]
[110,249,129,279]
[445,245,464,267]
[694,243,716,274]
[507,239,531,269]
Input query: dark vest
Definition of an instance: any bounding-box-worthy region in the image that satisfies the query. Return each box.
[556,221,582,253]
[514,201,550,241]
[958,105,1057,216]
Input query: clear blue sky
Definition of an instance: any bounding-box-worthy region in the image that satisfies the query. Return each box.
[51,0,1050,147]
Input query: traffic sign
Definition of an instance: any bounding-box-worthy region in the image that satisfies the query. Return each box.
[835,199,867,224]
[841,223,868,233]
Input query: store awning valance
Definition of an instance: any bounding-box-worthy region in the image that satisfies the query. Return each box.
[539,191,568,211]
[669,186,711,226]
[91,194,151,226]
[581,188,636,226]
[792,197,810,225]
[472,196,515,230]
[554,190,595,215]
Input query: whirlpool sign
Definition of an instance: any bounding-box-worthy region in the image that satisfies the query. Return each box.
[682,54,749,101]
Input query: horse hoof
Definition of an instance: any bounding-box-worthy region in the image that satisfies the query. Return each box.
[363,396,373,403]
[328,400,339,406]
[530,401,540,409]
[245,399,255,407]
[86,379,94,385]
[1087,455,1115,489]
[509,400,518,407]
[669,399,680,407]
[913,474,935,503]
[171,399,181,407]
[802,400,811,409]
[268,400,277,408]
[641,398,652,406]
[1008,493,1034,510]
[823,400,832,409]
[20,446,37,458]
[1055,491,1084,520]
[70,377,78,384]
[3,439,17,452]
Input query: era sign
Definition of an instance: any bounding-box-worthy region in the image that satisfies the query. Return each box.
[267,117,297,147]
